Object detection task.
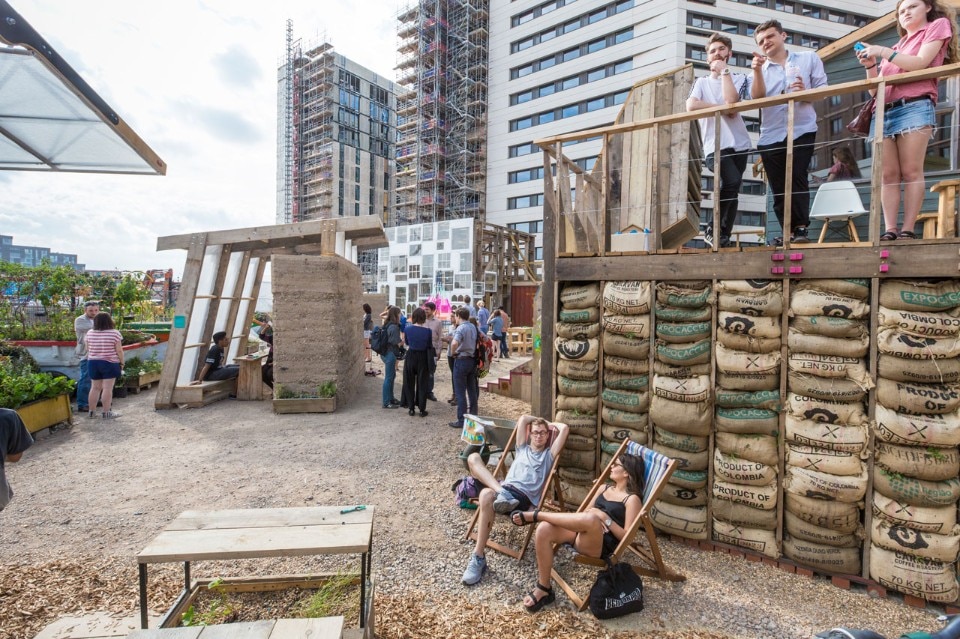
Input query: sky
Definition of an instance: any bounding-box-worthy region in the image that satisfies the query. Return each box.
[0,0,401,272]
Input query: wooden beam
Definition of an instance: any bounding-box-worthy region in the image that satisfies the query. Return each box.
[157,216,386,251]
[539,154,559,419]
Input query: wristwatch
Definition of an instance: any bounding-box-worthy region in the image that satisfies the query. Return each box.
[604,516,613,527]
[721,68,731,76]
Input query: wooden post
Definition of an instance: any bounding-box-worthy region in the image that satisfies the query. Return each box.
[539,150,559,419]
[869,84,887,244]
[783,100,796,243]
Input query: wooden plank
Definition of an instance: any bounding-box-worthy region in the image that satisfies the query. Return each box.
[196,621,275,639]
[127,628,203,639]
[165,507,374,531]
[137,523,372,563]
[270,618,344,639]
[158,217,386,252]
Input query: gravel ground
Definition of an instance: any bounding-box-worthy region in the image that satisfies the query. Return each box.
[0,355,945,639]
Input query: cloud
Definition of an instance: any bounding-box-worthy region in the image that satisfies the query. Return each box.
[176,101,264,145]
[212,44,263,90]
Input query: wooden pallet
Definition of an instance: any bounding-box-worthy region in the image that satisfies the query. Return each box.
[171,379,236,407]
[125,380,160,394]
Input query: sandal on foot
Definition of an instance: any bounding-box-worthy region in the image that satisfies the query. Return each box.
[898,230,918,240]
[523,583,555,613]
[880,230,899,241]
[510,509,540,527]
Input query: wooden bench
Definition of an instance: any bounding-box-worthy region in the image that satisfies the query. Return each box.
[918,179,960,238]
[172,379,236,408]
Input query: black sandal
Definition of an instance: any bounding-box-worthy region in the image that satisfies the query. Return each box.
[880,230,899,241]
[898,230,918,240]
[524,583,555,613]
[510,509,540,527]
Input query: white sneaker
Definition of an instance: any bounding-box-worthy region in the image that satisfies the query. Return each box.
[102,410,122,419]
[493,490,520,514]
[88,411,98,419]
[461,553,487,585]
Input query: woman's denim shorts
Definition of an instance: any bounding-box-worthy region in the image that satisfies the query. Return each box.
[869,98,935,140]
[89,359,122,380]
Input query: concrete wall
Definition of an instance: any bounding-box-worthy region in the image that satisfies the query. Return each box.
[272,255,363,406]
[362,293,388,320]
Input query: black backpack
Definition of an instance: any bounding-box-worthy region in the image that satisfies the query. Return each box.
[370,325,388,355]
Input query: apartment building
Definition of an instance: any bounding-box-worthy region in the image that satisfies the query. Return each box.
[0,235,84,270]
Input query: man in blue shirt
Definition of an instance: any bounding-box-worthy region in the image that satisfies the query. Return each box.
[448,307,478,429]
[477,301,490,334]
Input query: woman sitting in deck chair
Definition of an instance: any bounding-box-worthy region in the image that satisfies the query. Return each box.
[511,453,645,613]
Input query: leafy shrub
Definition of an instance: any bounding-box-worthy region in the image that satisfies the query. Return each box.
[0,361,75,409]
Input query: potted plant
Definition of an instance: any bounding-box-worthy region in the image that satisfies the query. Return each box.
[0,351,75,433]
[123,353,163,393]
[273,381,337,414]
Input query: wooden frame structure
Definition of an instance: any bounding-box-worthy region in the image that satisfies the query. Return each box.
[472,219,539,306]
[154,218,387,409]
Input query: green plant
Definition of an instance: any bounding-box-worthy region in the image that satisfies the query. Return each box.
[0,361,75,409]
[295,573,358,619]
[318,381,336,398]
[276,382,336,400]
[181,578,233,627]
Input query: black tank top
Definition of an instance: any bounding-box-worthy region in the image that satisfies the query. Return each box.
[596,487,629,558]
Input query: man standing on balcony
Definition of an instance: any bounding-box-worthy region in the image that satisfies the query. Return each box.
[687,33,753,249]
[74,300,99,413]
[750,19,827,245]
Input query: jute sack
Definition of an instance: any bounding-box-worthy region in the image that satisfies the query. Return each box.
[712,519,780,558]
[604,355,649,375]
[560,282,601,309]
[878,305,960,338]
[717,290,784,317]
[653,426,708,453]
[656,283,713,309]
[784,510,862,548]
[716,407,780,436]
[792,278,871,300]
[559,467,595,484]
[869,545,959,603]
[554,411,598,437]
[715,280,781,295]
[559,448,596,472]
[660,483,708,507]
[718,312,781,337]
[655,339,712,366]
[649,501,708,540]
[601,423,647,444]
[784,466,868,503]
[876,441,960,482]
[785,493,862,535]
[715,343,780,374]
[602,281,652,315]
[599,438,624,458]
[715,432,778,467]
[787,353,872,388]
[791,315,869,339]
[713,497,778,530]
[787,373,868,403]
[656,321,711,343]
[716,330,782,354]
[715,388,780,410]
[874,404,960,448]
[653,374,710,403]
[783,535,861,575]
[871,519,960,563]
[602,313,651,338]
[560,480,593,508]
[656,304,712,322]
[877,327,960,360]
[558,307,600,323]
[650,394,712,435]
[557,359,599,380]
[654,360,713,377]
[784,416,868,453]
[790,289,870,319]
[788,329,869,358]
[600,451,613,472]
[785,444,864,477]
[557,322,601,339]
[879,279,960,313]
[671,468,708,490]
[787,393,868,426]
[601,406,648,428]
[877,353,960,384]
[601,388,649,414]
[602,333,651,360]
[873,492,958,533]
[566,433,597,452]
[652,441,709,471]
[713,449,777,486]
[603,372,649,391]
[873,467,960,508]
[556,337,600,361]
[556,376,599,397]
[876,378,960,415]
[717,371,781,392]
[556,395,598,413]
[712,479,778,510]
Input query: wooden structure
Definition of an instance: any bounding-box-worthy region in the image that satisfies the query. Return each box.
[126,619,344,639]
[472,220,539,308]
[154,218,387,409]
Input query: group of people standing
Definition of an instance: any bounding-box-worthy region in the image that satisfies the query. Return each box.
[687,1,957,247]
[74,301,123,420]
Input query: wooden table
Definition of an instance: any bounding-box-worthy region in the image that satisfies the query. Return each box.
[136,507,374,631]
[127,617,343,639]
[234,354,267,400]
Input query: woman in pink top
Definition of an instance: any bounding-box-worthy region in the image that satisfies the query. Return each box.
[857,0,958,240]
[85,312,124,419]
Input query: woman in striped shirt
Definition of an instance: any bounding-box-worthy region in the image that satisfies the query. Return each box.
[85,312,124,419]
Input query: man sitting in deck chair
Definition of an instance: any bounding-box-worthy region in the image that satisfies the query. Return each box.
[461,415,568,586]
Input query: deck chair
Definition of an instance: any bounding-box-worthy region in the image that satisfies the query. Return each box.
[550,439,684,611]
[464,422,565,561]
[808,180,868,243]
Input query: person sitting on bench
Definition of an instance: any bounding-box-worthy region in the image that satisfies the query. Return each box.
[460,415,568,586]
[191,331,240,384]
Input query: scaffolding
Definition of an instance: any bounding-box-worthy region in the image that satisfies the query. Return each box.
[393,0,487,227]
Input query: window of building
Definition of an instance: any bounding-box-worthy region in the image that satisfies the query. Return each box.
[459,253,472,272]
[508,194,544,209]
[586,97,605,112]
[509,142,540,157]
[409,226,421,242]
[422,224,434,241]
[437,221,450,240]
[452,227,470,250]
[438,252,451,269]
[455,274,472,289]
[391,256,407,273]
[409,264,420,279]
[397,226,408,243]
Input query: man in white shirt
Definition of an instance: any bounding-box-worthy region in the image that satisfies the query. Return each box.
[687,33,753,249]
[749,19,828,245]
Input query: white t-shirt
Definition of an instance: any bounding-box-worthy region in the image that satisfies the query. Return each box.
[689,73,752,156]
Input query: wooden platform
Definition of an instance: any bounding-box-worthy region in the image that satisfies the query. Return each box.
[171,379,236,408]
[126,618,343,639]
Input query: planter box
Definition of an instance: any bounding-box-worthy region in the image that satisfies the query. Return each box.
[125,370,161,393]
[273,397,336,414]
[16,394,73,434]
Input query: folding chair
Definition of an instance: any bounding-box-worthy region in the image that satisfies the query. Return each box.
[808,181,868,243]
[464,423,565,561]
[550,439,684,611]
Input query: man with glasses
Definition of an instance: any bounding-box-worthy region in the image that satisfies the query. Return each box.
[74,300,99,413]
[460,414,569,585]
